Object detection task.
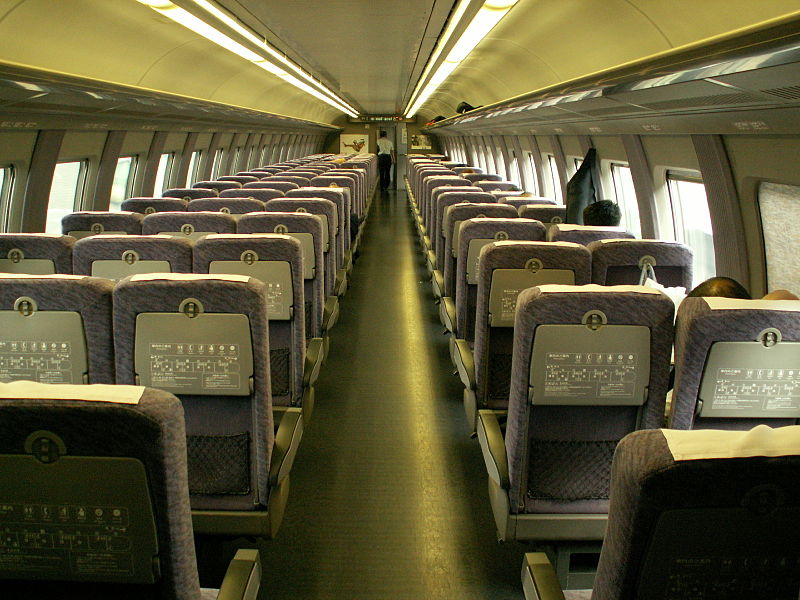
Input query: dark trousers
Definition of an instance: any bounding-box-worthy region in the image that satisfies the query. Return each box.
[378,154,392,190]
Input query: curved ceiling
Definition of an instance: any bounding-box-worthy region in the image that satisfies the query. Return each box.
[0,0,799,128]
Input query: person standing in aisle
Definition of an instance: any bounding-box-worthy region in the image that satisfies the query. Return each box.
[377,130,395,192]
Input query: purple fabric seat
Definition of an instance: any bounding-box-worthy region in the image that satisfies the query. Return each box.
[244,181,300,194]
[442,203,516,297]
[220,188,284,202]
[464,173,502,184]
[670,297,800,431]
[476,285,674,559]
[548,224,635,245]
[287,187,350,264]
[264,175,311,188]
[62,211,143,239]
[187,197,265,214]
[0,233,74,274]
[192,180,241,193]
[218,175,259,185]
[163,187,218,201]
[238,212,326,338]
[431,191,493,264]
[588,239,693,288]
[113,273,304,539]
[73,234,192,280]
[193,235,307,407]
[141,211,236,240]
[454,218,547,341]
[121,197,188,214]
[0,273,114,383]
[475,180,521,192]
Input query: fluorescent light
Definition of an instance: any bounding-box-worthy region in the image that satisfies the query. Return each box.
[405,0,518,118]
[137,0,358,117]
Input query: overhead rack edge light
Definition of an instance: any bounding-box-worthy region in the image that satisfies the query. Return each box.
[404,0,519,119]
[137,0,359,118]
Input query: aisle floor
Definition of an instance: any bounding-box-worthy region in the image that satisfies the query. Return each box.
[256,188,528,599]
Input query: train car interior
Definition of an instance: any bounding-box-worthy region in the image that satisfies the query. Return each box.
[0,1,799,598]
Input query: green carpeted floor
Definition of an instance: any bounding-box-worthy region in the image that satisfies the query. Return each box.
[254,188,528,599]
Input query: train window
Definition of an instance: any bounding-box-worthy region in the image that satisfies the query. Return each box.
[185,150,201,187]
[573,157,583,173]
[610,163,642,238]
[758,181,800,294]
[509,151,522,186]
[232,147,241,173]
[109,156,137,211]
[153,153,173,195]
[0,166,15,231]
[45,160,87,233]
[260,145,271,166]
[666,171,715,286]
[211,148,225,179]
[524,151,540,196]
[545,154,563,203]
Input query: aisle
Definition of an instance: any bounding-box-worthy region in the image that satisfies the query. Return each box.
[256,188,527,599]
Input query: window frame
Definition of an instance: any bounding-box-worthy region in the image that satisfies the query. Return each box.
[46,159,89,234]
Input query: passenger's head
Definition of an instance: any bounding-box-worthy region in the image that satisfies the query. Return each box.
[379,131,387,138]
[762,289,800,301]
[686,276,751,299]
[583,200,621,226]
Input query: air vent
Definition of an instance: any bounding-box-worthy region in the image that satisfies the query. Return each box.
[762,85,800,100]
[639,92,762,110]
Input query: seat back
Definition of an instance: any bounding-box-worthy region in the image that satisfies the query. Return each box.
[237,212,325,338]
[432,191,494,266]
[193,180,241,193]
[506,285,673,517]
[326,169,366,216]
[187,197,265,215]
[442,203,516,297]
[141,211,236,241]
[0,274,115,384]
[670,297,800,430]
[73,235,193,280]
[121,198,188,214]
[0,233,75,274]
[62,211,143,239]
[464,173,502,183]
[588,238,694,288]
[475,180,520,192]
[194,234,306,406]
[287,186,351,258]
[473,242,591,411]
[453,166,483,174]
[518,205,567,231]
[0,382,201,598]
[264,175,311,188]
[114,273,274,512]
[265,198,338,297]
[593,426,800,600]
[455,218,547,340]
[309,176,358,220]
[548,224,635,244]
[498,195,556,208]
[421,176,470,219]
[243,181,300,194]
[218,175,259,185]
[220,188,284,202]
[235,171,268,179]
[427,185,480,232]
[162,187,218,201]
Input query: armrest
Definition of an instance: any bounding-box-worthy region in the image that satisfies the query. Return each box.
[216,549,262,600]
[452,338,475,391]
[477,410,509,489]
[304,337,324,388]
[521,553,566,600]
[439,296,456,334]
[269,407,304,486]
[322,296,339,333]
[431,269,444,299]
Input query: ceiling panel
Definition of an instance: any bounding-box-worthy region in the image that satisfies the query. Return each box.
[218,0,456,115]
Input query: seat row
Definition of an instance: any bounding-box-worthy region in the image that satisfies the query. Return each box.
[406,154,800,593]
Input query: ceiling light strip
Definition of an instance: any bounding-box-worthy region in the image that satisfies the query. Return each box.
[404,0,518,118]
[187,0,358,114]
[137,0,358,117]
